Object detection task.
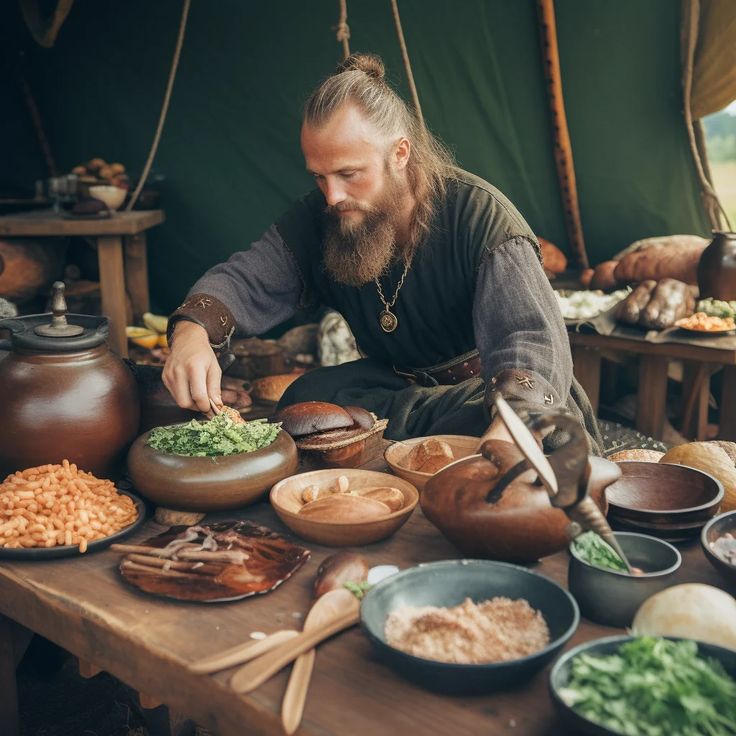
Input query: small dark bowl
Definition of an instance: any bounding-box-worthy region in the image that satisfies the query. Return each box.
[568,532,681,627]
[360,559,579,694]
[606,462,723,532]
[549,635,736,736]
[701,510,736,590]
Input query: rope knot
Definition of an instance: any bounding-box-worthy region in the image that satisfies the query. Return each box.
[333,21,350,42]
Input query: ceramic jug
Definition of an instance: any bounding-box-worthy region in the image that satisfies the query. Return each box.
[0,283,139,479]
[697,231,736,301]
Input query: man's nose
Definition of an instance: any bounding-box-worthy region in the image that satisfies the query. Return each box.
[323,178,346,207]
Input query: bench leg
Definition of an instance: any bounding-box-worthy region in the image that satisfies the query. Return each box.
[720,365,736,441]
[572,345,601,415]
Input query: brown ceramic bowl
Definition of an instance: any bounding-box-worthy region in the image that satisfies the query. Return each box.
[606,461,724,536]
[701,510,736,590]
[127,428,298,511]
[383,435,480,491]
[270,468,419,546]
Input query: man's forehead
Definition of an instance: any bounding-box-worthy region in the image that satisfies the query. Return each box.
[301,105,386,167]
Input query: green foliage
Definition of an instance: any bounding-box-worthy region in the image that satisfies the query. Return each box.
[147,415,280,457]
[704,111,736,162]
[560,637,736,735]
[572,531,628,572]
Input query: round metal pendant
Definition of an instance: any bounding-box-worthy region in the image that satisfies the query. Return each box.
[379,309,398,333]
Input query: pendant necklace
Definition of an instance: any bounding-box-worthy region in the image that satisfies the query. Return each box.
[375,259,411,333]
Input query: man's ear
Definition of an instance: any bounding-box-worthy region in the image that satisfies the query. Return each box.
[393,137,411,170]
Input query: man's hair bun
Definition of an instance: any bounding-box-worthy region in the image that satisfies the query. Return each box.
[335,52,385,80]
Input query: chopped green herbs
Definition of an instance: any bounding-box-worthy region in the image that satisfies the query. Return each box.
[573,531,628,572]
[148,414,280,457]
[559,637,736,736]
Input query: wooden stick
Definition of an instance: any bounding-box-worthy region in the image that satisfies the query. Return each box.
[121,560,210,581]
[126,554,221,576]
[189,630,299,675]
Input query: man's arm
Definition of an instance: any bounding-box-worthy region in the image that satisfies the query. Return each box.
[163,225,303,412]
[473,236,572,429]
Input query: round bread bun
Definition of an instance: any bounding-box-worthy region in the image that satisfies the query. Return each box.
[607,449,665,463]
[273,401,354,438]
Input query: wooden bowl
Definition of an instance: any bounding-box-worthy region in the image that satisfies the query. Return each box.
[127,428,297,511]
[270,468,419,546]
[384,435,480,491]
[606,461,724,535]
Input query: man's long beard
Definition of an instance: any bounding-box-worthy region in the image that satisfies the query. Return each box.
[322,176,406,287]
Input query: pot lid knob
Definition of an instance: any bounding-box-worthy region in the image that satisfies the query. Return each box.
[34,282,85,338]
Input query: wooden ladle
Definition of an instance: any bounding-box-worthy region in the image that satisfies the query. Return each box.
[230,587,360,694]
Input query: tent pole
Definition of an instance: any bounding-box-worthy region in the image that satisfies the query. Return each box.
[537,0,589,270]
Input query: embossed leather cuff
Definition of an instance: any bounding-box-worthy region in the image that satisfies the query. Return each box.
[486,368,562,417]
[168,293,236,350]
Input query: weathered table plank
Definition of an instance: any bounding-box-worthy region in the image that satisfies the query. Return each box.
[0,488,728,735]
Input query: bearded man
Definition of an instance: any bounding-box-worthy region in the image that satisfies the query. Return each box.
[164,53,602,452]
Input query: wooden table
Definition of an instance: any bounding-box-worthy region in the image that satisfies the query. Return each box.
[0,461,730,736]
[0,209,165,357]
[569,330,736,442]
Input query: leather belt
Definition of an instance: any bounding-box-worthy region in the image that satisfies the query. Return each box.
[394,351,482,387]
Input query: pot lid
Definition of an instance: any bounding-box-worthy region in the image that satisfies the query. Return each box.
[0,282,109,352]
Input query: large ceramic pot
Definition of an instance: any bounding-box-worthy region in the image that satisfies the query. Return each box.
[697,231,736,300]
[421,440,617,562]
[127,429,298,511]
[0,285,139,479]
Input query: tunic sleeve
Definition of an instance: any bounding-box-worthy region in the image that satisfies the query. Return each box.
[473,236,572,415]
[168,224,302,347]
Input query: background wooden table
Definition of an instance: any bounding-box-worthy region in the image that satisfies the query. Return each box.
[0,457,730,736]
[0,209,165,357]
[569,330,736,442]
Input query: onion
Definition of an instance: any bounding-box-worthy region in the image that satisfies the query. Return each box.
[632,584,736,650]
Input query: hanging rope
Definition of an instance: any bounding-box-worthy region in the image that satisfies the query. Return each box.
[682,0,732,231]
[125,0,191,211]
[389,0,424,129]
[334,0,351,60]
[537,0,589,270]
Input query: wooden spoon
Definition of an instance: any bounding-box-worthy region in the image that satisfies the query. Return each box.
[188,629,298,675]
[230,588,360,694]
[281,554,371,734]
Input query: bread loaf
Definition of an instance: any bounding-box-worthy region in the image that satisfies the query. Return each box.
[590,261,619,290]
[614,239,707,285]
[405,439,455,473]
[539,237,567,275]
[617,280,657,324]
[249,372,302,402]
[639,279,692,329]
[607,449,664,463]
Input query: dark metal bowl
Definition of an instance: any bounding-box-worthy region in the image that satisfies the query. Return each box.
[701,510,736,591]
[360,559,579,694]
[568,532,681,627]
[549,636,736,735]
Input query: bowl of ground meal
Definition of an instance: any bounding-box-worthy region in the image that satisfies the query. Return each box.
[127,414,297,511]
[360,559,579,694]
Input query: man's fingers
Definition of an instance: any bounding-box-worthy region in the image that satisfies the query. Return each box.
[207,361,223,408]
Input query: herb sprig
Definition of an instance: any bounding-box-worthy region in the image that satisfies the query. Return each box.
[148,414,280,457]
[560,637,736,735]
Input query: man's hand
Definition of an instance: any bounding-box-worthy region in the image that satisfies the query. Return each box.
[162,321,222,413]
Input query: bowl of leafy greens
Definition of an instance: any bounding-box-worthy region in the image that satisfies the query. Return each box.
[127,414,298,511]
[568,531,681,627]
[549,635,736,736]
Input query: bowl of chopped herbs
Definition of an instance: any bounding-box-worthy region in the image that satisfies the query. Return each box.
[127,414,298,511]
[549,635,736,736]
[568,531,681,627]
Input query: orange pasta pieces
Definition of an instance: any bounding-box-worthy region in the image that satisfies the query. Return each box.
[0,461,138,552]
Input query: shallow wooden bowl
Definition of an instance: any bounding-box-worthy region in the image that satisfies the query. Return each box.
[270,468,419,546]
[383,435,480,491]
[127,428,298,511]
[606,461,724,530]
